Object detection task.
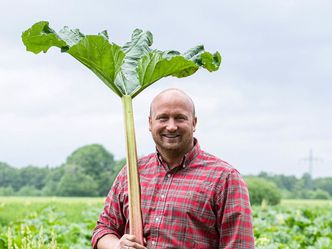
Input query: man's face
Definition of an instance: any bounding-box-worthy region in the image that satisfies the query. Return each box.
[149,91,197,156]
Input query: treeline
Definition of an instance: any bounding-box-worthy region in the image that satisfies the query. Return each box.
[0,144,125,197]
[245,172,332,205]
[1,144,332,204]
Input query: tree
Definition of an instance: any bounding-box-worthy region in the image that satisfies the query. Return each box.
[0,162,17,189]
[16,185,42,196]
[314,177,332,196]
[66,144,114,176]
[17,166,50,190]
[65,144,116,195]
[258,171,297,192]
[301,172,314,190]
[0,186,14,196]
[42,165,65,196]
[57,164,98,196]
[311,189,330,199]
[0,163,50,192]
[245,177,281,205]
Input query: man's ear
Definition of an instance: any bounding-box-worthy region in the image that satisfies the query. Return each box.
[193,117,197,132]
[148,116,152,131]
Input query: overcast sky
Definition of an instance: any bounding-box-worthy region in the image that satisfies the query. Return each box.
[0,0,331,177]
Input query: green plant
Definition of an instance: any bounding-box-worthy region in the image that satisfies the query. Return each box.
[22,21,221,243]
[1,197,332,248]
[245,177,281,205]
[253,205,332,248]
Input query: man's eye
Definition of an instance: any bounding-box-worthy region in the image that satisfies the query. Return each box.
[157,117,167,121]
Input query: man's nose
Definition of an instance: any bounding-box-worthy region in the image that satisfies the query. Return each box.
[166,119,177,132]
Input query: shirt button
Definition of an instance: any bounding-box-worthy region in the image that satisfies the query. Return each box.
[152,241,156,245]
[161,194,165,198]
[167,174,171,178]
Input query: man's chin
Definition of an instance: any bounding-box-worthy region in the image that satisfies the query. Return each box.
[159,142,180,151]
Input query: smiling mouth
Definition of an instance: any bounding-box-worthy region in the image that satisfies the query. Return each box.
[163,134,180,138]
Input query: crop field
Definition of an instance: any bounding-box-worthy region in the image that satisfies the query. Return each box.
[254,200,332,249]
[0,197,331,248]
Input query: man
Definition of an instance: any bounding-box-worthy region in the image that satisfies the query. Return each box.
[92,88,255,249]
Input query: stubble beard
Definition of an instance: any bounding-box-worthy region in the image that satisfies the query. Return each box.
[154,134,194,159]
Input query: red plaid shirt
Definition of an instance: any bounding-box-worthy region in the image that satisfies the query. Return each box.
[92,141,254,248]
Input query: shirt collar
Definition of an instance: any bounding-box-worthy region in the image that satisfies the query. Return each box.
[156,138,200,170]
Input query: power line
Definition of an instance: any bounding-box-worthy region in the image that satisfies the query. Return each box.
[301,149,322,177]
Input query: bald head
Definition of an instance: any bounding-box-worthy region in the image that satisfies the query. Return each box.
[149,88,197,161]
[149,88,196,118]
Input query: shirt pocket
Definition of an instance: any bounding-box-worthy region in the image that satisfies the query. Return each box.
[171,182,217,235]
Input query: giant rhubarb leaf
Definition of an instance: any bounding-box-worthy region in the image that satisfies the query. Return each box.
[22,21,221,98]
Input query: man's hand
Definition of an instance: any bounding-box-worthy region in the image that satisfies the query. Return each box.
[96,233,147,249]
[114,234,147,249]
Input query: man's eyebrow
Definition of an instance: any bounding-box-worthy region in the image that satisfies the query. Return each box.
[155,113,168,118]
[176,114,188,119]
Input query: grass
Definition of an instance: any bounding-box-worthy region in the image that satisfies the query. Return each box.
[1,197,330,226]
[0,196,104,226]
[280,199,332,207]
